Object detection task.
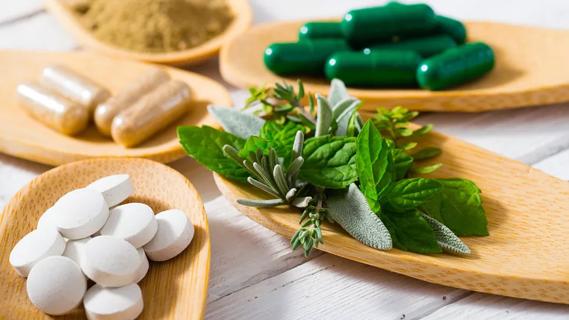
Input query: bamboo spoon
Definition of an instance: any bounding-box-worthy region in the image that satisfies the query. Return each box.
[45,0,252,66]
[214,127,569,305]
[0,158,210,319]
[221,20,569,112]
[0,50,231,166]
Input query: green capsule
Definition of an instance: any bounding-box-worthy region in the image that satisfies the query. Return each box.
[325,50,421,87]
[434,15,467,44]
[366,34,457,57]
[342,3,437,48]
[298,22,343,40]
[417,42,495,90]
[264,40,350,76]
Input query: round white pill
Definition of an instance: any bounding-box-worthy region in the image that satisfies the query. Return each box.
[84,284,143,320]
[37,207,59,231]
[99,203,157,248]
[83,236,140,287]
[134,248,149,283]
[87,174,133,207]
[10,228,66,277]
[53,188,109,239]
[26,256,87,315]
[63,237,90,269]
[144,209,194,261]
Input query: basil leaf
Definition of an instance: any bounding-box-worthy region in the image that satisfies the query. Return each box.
[393,148,413,179]
[300,135,357,189]
[386,178,441,212]
[411,147,441,161]
[327,184,392,250]
[380,210,442,254]
[356,121,393,212]
[208,105,265,139]
[421,178,489,236]
[178,126,248,182]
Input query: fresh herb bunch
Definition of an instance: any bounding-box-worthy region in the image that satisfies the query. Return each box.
[178,79,488,257]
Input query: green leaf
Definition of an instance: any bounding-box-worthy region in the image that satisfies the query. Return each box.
[380,210,442,254]
[208,106,265,139]
[421,213,470,255]
[412,147,442,161]
[300,135,357,189]
[327,184,392,250]
[260,121,306,161]
[356,121,394,212]
[315,95,333,137]
[421,178,489,236]
[413,163,443,174]
[386,178,441,211]
[238,136,270,159]
[178,126,248,182]
[393,149,413,179]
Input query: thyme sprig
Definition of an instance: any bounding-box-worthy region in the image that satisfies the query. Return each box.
[291,190,331,256]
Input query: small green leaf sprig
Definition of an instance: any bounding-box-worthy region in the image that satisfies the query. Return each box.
[291,190,331,256]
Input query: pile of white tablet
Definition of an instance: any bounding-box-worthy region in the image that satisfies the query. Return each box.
[9,174,195,319]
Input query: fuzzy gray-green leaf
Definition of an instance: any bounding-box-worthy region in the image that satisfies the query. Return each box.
[328,78,350,106]
[315,95,333,137]
[327,184,392,250]
[208,105,265,139]
[237,198,285,207]
[421,213,471,255]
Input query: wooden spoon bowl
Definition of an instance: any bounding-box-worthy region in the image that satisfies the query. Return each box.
[220,20,569,112]
[46,0,253,66]
[0,50,231,166]
[214,127,569,304]
[0,158,210,319]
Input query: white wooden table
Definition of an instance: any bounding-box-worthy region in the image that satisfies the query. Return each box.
[2,1,569,319]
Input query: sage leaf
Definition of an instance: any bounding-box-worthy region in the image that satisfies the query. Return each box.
[421,178,489,236]
[208,105,265,139]
[332,97,359,119]
[334,100,360,137]
[421,212,471,255]
[356,121,394,212]
[380,210,442,254]
[300,135,357,189]
[386,178,441,212]
[315,95,333,137]
[328,78,350,106]
[327,184,392,250]
[178,126,248,182]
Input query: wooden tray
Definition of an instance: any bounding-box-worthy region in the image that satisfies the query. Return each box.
[0,50,231,166]
[46,0,252,66]
[214,128,569,304]
[220,20,569,112]
[0,158,210,319]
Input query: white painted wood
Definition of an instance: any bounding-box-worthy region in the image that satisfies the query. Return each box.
[0,0,43,25]
[0,13,76,51]
[534,149,569,180]
[0,154,48,208]
[420,294,569,320]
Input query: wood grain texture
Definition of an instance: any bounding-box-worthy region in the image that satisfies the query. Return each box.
[0,50,231,166]
[45,0,252,66]
[220,20,569,112]
[214,128,569,305]
[0,158,210,320]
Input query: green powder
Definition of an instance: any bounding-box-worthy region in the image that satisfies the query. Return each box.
[75,0,234,53]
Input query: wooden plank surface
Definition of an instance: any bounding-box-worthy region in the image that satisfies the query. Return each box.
[1,0,569,319]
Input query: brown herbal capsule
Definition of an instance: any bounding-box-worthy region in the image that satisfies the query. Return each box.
[111,80,192,147]
[17,82,89,135]
[41,65,110,113]
[95,68,170,136]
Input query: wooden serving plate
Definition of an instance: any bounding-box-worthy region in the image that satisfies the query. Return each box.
[46,0,252,65]
[214,128,569,304]
[0,50,231,166]
[220,20,569,112]
[0,158,210,319]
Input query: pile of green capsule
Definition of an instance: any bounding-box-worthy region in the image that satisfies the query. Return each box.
[263,2,495,90]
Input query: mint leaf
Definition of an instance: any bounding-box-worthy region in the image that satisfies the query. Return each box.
[300,135,357,189]
[260,121,305,159]
[178,126,248,182]
[421,178,488,236]
[386,178,441,212]
[380,210,442,254]
[238,136,270,158]
[327,184,392,250]
[356,121,393,212]
[208,105,265,139]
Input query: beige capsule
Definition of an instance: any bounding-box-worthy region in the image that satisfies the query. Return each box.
[95,68,170,136]
[111,80,192,147]
[17,82,89,135]
[41,65,110,113]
